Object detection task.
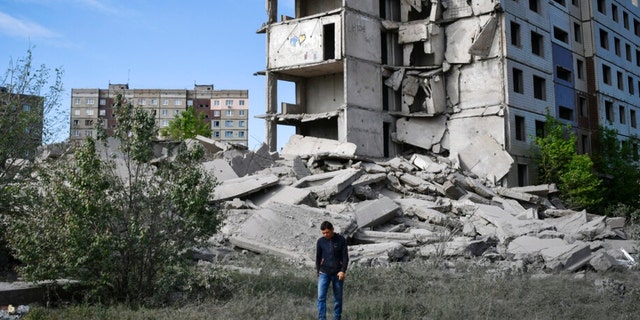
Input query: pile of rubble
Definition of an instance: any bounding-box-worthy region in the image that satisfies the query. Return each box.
[193,134,637,274]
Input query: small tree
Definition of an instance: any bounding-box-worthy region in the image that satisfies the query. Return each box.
[0,49,64,275]
[160,106,211,140]
[534,114,602,210]
[591,126,640,213]
[7,94,221,305]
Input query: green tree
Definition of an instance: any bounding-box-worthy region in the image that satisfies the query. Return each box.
[591,126,640,213]
[160,106,211,140]
[6,94,222,305]
[533,114,602,210]
[0,49,64,276]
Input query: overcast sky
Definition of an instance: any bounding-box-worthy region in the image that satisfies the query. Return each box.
[0,0,296,150]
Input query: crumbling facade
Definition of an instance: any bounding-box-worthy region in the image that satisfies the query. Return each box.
[70,84,250,146]
[259,0,640,186]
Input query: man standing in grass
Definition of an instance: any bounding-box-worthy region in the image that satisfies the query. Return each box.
[316,221,349,320]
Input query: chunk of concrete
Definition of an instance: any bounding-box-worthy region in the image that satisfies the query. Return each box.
[506,236,567,260]
[202,159,238,182]
[545,210,588,235]
[445,18,476,63]
[540,241,591,272]
[396,116,447,151]
[281,135,357,160]
[353,229,421,246]
[457,134,513,183]
[228,203,355,264]
[474,204,553,243]
[468,15,498,58]
[349,242,408,266]
[354,197,401,228]
[291,168,362,201]
[494,187,541,204]
[589,251,622,272]
[230,143,275,177]
[212,174,280,201]
[249,184,317,208]
[411,154,447,173]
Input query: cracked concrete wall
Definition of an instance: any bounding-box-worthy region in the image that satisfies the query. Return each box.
[267,15,342,69]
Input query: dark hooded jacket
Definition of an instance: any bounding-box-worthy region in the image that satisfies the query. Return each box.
[316,233,349,275]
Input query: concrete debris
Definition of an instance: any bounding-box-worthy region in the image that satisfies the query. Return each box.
[280,135,357,160]
[19,135,635,276]
[185,135,633,274]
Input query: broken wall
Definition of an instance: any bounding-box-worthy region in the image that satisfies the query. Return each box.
[341,107,385,157]
[268,15,342,69]
[305,73,345,113]
[344,10,382,62]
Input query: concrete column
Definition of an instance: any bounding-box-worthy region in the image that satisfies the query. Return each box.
[266,71,278,152]
[267,0,278,24]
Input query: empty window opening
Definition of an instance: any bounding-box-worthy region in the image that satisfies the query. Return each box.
[517,164,528,187]
[600,29,609,49]
[511,21,521,47]
[535,120,545,138]
[533,76,546,100]
[580,134,589,154]
[576,59,584,79]
[603,64,612,85]
[578,96,588,118]
[531,31,544,56]
[573,23,582,43]
[559,106,574,121]
[605,101,614,122]
[515,116,526,141]
[556,66,572,82]
[631,109,637,128]
[529,0,540,13]
[617,71,624,90]
[620,105,627,124]
[513,68,524,93]
[554,27,569,43]
[323,23,336,60]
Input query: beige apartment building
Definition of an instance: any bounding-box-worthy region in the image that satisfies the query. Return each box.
[70,84,249,146]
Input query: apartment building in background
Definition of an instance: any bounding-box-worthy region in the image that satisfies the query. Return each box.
[258,0,640,187]
[70,84,249,146]
[0,86,44,160]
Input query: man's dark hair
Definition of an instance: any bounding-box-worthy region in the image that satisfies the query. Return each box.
[320,221,333,231]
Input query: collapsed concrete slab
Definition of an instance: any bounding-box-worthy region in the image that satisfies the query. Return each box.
[291,168,362,201]
[249,184,317,208]
[280,135,357,160]
[230,143,275,177]
[456,134,513,183]
[226,203,355,264]
[395,116,447,151]
[212,174,280,201]
[202,159,239,182]
[354,197,400,228]
[348,242,409,266]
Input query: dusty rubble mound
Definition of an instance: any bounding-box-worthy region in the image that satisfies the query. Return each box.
[189,135,637,274]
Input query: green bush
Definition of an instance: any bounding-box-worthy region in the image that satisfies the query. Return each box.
[6,94,221,306]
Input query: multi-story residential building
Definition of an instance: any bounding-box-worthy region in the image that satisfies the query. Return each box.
[0,86,44,160]
[70,84,249,146]
[259,0,640,187]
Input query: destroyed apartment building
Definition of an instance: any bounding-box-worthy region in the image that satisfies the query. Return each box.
[257,0,640,187]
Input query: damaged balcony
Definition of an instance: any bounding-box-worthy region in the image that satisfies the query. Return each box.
[266,10,343,78]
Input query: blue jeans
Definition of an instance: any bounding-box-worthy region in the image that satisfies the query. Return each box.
[317,273,344,320]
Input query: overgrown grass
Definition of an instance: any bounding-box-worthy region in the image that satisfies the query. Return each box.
[22,255,640,320]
